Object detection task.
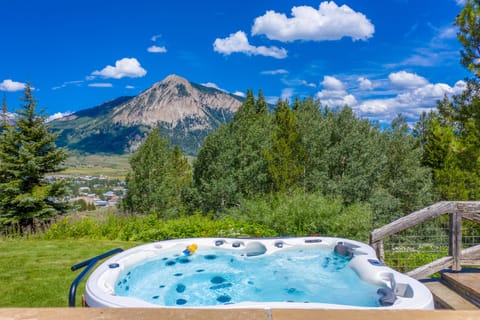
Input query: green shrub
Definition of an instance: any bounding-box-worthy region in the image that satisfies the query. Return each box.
[224,192,373,242]
[42,212,277,241]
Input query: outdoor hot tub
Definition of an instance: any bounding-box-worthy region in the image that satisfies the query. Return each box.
[84,237,434,309]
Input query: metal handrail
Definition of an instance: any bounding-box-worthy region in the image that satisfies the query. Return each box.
[69,248,123,307]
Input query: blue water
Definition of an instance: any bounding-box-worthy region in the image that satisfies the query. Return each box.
[115,247,381,307]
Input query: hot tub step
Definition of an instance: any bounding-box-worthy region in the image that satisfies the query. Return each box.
[423,280,477,310]
[440,270,480,308]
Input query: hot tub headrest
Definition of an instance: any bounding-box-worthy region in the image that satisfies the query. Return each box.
[245,242,267,257]
[377,287,397,306]
[334,243,354,259]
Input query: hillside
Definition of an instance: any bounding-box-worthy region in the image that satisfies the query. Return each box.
[50,75,243,156]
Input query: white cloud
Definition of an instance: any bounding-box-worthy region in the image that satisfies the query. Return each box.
[317,76,357,107]
[438,26,457,39]
[251,1,374,42]
[147,45,167,53]
[456,0,467,5]
[201,82,226,92]
[125,85,135,89]
[355,80,466,122]
[301,80,317,88]
[281,88,294,100]
[233,91,246,97]
[321,75,344,90]
[261,69,289,75]
[91,58,147,79]
[151,34,162,42]
[281,78,317,88]
[46,112,73,122]
[213,31,287,59]
[52,80,83,90]
[88,83,113,88]
[0,79,26,92]
[358,77,374,90]
[388,71,429,89]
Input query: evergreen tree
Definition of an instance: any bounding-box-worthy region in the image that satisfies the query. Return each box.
[420,82,480,200]
[0,84,68,228]
[456,0,480,77]
[1,94,8,129]
[123,127,191,217]
[322,107,383,204]
[255,90,268,115]
[265,99,305,192]
[371,116,433,224]
[167,145,192,213]
[294,97,328,191]
[192,125,239,211]
[192,91,272,212]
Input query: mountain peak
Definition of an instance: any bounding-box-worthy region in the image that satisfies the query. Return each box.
[111,75,242,125]
[161,74,189,84]
[51,75,243,155]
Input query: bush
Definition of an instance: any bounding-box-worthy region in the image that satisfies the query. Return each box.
[223,191,373,242]
[41,212,277,241]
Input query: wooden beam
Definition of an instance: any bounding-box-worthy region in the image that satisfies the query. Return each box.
[456,202,480,214]
[449,212,462,271]
[462,213,480,224]
[370,202,455,243]
[407,256,454,279]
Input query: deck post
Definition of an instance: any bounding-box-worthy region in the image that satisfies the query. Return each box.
[449,211,462,272]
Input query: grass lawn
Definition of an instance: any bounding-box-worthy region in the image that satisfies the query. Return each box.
[0,239,140,307]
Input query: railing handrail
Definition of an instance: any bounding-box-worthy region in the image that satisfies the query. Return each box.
[69,247,123,307]
[369,201,480,278]
[370,201,455,243]
[371,201,480,243]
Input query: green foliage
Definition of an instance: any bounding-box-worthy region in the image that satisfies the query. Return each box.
[265,99,305,192]
[224,192,372,242]
[192,95,433,228]
[122,127,191,217]
[42,212,276,241]
[456,0,480,77]
[420,80,480,200]
[0,85,68,228]
[372,116,433,225]
[192,91,272,211]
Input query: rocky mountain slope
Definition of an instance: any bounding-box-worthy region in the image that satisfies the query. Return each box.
[50,75,243,155]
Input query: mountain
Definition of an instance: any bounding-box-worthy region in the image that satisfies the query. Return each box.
[50,75,243,156]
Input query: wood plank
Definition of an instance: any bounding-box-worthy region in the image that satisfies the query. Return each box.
[423,281,478,310]
[0,308,266,320]
[442,271,480,307]
[1,308,480,320]
[272,309,480,320]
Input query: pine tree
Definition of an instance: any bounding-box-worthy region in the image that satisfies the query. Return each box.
[420,82,480,200]
[0,84,68,228]
[255,90,268,115]
[265,99,305,192]
[1,94,8,129]
[192,91,272,212]
[456,0,480,77]
[122,127,191,217]
[166,145,192,214]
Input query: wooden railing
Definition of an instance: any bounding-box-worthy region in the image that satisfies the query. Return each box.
[370,201,480,279]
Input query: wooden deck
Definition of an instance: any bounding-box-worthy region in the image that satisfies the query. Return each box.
[423,269,480,310]
[1,308,480,320]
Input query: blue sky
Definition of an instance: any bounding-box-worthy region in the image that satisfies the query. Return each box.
[0,0,472,124]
